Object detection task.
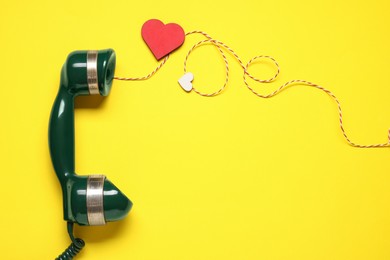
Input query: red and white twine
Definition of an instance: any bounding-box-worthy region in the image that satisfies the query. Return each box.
[114,31,390,148]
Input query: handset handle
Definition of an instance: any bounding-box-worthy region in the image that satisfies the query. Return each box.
[49,76,76,184]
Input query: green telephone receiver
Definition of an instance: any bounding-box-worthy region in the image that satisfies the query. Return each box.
[49,49,132,259]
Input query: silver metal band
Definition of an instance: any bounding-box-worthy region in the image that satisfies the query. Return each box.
[86,174,106,225]
[87,50,99,95]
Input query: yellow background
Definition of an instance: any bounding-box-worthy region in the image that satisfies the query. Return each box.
[1,0,389,259]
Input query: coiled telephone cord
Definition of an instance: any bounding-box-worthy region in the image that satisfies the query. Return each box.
[56,222,85,260]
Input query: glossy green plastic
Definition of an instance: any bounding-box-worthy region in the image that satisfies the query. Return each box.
[49,49,132,225]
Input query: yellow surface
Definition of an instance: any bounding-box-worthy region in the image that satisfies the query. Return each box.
[0,0,390,259]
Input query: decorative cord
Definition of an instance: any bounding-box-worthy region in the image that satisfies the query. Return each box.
[114,31,390,148]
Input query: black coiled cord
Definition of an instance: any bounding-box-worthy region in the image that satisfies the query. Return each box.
[56,238,85,260]
[56,222,85,260]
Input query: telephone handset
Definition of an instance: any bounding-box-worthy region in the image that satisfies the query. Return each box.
[49,49,132,259]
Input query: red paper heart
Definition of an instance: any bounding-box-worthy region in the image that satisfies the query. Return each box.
[141,19,185,60]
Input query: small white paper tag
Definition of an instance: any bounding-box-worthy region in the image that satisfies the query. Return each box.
[178,72,194,92]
